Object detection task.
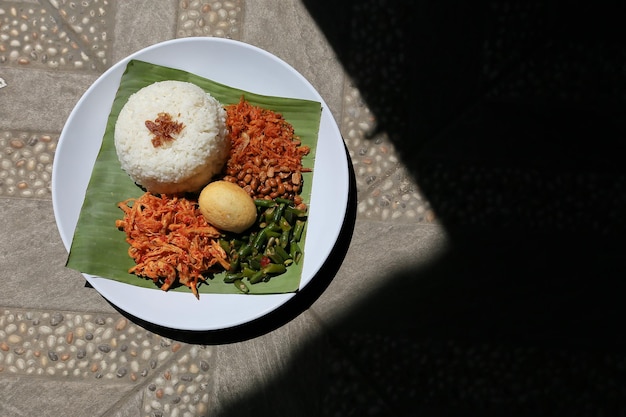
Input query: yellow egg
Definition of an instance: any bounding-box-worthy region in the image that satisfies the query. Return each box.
[198,180,257,233]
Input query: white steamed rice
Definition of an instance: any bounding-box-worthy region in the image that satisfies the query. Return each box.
[114,80,230,194]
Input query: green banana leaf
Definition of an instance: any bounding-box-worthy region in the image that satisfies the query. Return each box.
[66,59,321,295]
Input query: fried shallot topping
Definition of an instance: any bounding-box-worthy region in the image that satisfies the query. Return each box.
[145,112,185,148]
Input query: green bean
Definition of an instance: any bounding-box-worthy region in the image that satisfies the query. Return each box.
[286,206,307,219]
[266,222,282,233]
[228,255,240,273]
[290,242,302,264]
[263,263,287,275]
[269,230,282,243]
[220,197,308,287]
[266,247,284,264]
[284,207,305,229]
[224,272,243,283]
[248,255,262,271]
[249,270,265,284]
[272,203,286,224]
[237,243,253,258]
[252,227,270,251]
[233,279,249,293]
[218,239,231,253]
[284,209,294,224]
[263,206,276,224]
[274,245,290,263]
[231,238,245,250]
[291,219,305,243]
[254,199,276,208]
[278,216,291,231]
[242,267,256,278]
[279,228,291,248]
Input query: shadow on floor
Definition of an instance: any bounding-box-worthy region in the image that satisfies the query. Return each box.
[300,1,626,415]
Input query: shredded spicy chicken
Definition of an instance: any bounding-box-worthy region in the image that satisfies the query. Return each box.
[145,112,184,148]
[223,97,310,206]
[115,193,230,298]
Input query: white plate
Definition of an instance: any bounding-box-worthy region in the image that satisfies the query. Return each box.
[52,38,349,331]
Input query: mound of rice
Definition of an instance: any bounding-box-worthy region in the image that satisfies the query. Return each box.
[114,80,230,195]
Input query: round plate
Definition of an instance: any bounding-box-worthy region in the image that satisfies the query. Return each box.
[52,38,349,331]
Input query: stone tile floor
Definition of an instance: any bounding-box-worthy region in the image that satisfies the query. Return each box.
[4,1,626,416]
[0,1,438,416]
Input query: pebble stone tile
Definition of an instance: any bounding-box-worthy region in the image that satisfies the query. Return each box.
[342,81,435,223]
[0,0,113,71]
[0,308,216,417]
[1,1,435,415]
[0,130,57,198]
[0,0,433,223]
[177,0,243,39]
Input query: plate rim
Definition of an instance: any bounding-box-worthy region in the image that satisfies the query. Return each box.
[52,37,349,331]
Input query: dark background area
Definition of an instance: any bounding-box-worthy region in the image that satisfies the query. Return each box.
[302,1,626,415]
[152,1,626,415]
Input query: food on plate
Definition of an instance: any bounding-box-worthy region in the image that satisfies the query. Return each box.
[198,180,257,234]
[115,192,230,299]
[114,88,311,297]
[222,97,310,207]
[114,80,230,195]
[219,198,307,293]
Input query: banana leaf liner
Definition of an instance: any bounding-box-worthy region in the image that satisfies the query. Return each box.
[66,59,321,295]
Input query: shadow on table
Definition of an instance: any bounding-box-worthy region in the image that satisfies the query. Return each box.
[128,1,626,415]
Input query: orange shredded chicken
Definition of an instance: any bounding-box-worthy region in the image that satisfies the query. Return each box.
[115,192,230,298]
[223,97,310,207]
